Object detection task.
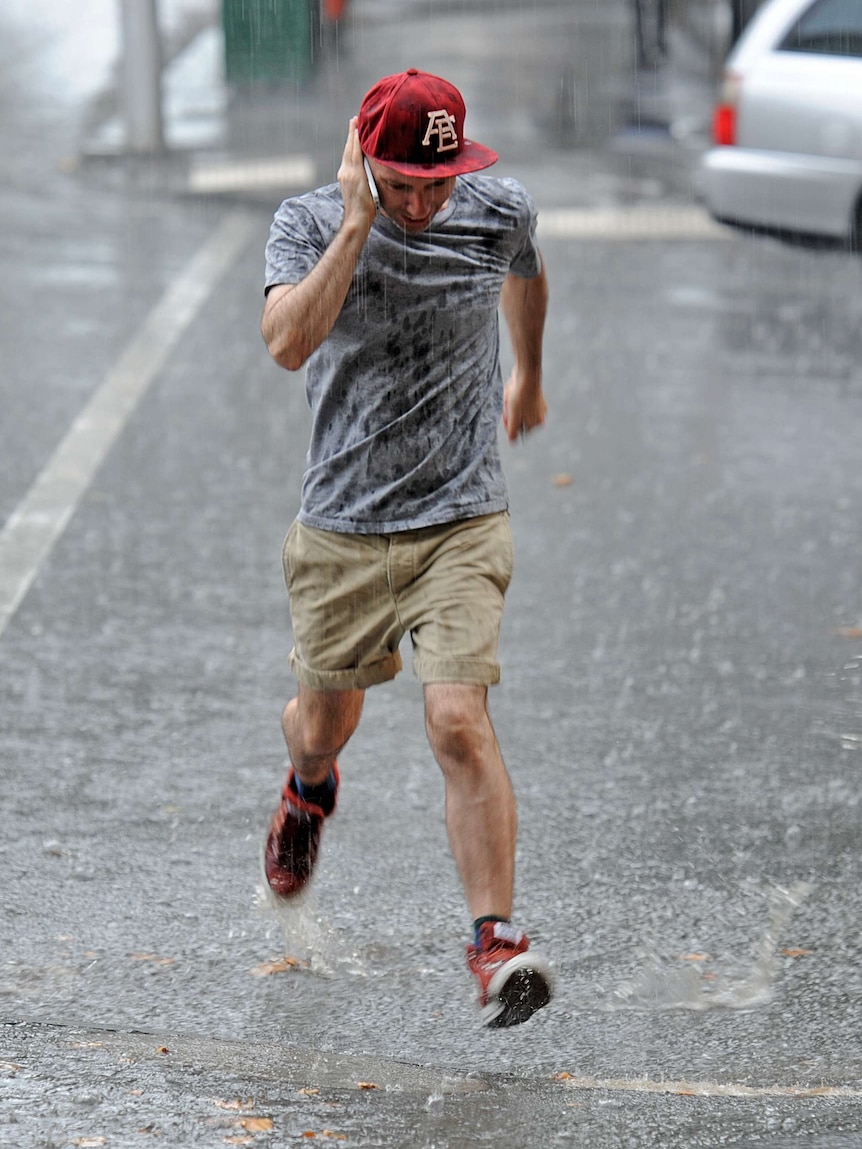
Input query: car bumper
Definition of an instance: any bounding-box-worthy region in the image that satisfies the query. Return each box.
[700,147,862,239]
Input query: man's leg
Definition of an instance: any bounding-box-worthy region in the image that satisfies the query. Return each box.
[424,680,552,1027]
[423,682,516,920]
[282,683,365,785]
[264,684,364,897]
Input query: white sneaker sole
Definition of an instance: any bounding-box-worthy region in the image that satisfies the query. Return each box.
[482,952,553,1028]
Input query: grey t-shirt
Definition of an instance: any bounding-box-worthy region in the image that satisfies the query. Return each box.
[264,173,541,533]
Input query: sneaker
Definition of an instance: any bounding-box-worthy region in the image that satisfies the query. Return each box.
[466,921,553,1028]
[263,765,339,898]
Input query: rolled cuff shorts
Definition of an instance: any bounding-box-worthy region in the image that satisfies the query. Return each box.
[282,511,514,690]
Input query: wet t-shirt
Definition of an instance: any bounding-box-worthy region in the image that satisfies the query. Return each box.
[264,173,541,533]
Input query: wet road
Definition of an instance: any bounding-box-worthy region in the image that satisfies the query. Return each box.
[2,1,862,1146]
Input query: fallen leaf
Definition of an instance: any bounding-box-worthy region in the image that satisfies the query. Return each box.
[678,953,711,962]
[251,955,305,976]
[834,627,862,638]
[212,1099,254,1112]
[302,1135,317,1141]
[71,1042,105,1050]
[0,1061,23,1073]
[73,1140,107,1148]
[552,473,573,487]
[552,1071,574,1081]
[223,1139,252,1146]
[130,953,176,966]
[156,1046,170,1055]
[357,1082,378,1090]
[238,1117,274,1132]
[298,1087,320,1096]
[782,948,813,958]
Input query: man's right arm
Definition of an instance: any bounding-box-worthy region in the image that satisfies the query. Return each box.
[261,117,375,372]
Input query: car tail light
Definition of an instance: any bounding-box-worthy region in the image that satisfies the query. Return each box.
[712,70,742,146]
[713,104,736,145]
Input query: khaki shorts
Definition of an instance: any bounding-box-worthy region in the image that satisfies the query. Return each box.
[282,512,513,690]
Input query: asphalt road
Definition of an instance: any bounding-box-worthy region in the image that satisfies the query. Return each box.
[2,1,862,1146]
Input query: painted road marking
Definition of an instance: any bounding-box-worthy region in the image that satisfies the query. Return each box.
[188,156,316,194]
[0,210,257,640]
[552,1073,862,1099]
[538,205,728,240]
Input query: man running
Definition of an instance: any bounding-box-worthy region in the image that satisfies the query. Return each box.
[261,69,551,1027]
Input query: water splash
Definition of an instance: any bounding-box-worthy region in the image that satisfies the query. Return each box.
[837,653,862,750]
[611,881,813,1011]
[254,882,367,978]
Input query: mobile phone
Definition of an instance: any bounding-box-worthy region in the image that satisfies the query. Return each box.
[363,156,380,212]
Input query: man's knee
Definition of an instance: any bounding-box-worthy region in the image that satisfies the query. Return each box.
[424,684,489,765]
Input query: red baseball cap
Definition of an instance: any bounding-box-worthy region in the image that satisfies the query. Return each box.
[357,69,498,177]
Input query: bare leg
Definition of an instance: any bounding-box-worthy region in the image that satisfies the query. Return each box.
[282,684,365,786]
[423,683,517,921]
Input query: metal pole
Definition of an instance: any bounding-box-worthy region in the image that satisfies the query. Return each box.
[119,0,164,153]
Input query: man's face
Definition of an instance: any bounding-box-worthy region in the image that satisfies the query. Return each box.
[369,161,456,233]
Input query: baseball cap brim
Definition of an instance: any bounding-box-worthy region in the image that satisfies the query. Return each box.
[368,140,499,178]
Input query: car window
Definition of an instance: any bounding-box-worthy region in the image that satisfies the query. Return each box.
[779,0,862,56]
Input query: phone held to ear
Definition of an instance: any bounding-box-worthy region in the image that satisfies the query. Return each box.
[362,156,380,213]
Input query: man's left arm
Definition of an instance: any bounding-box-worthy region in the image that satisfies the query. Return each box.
[500,261,549,444]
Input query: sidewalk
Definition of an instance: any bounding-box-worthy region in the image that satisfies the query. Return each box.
[79,0,721,205]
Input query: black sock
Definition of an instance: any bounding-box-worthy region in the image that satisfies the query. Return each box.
[292,770,337,815]
[473,915,510,947]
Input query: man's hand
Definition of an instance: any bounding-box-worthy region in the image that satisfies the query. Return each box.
[338,117,378,230]
[502,369,547,443]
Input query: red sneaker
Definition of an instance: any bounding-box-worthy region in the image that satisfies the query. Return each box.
[263,765,339,898]
[466,921,553,1027]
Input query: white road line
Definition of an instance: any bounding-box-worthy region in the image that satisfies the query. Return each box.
[0,210,257,640]
[188,156,316,194]
[554,1073,862,1099]
[538,205,728,240]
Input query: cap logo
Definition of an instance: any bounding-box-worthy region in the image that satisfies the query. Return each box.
[421,109,458,154]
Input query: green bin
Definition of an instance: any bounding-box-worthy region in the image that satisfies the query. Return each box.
[222,0,317,86]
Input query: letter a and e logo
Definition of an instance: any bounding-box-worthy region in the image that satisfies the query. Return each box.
[422,109,458,154]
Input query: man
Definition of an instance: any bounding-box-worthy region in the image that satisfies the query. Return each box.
[260,68,551,1027]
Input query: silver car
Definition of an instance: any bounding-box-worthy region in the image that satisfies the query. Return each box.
[700,0,862,247]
